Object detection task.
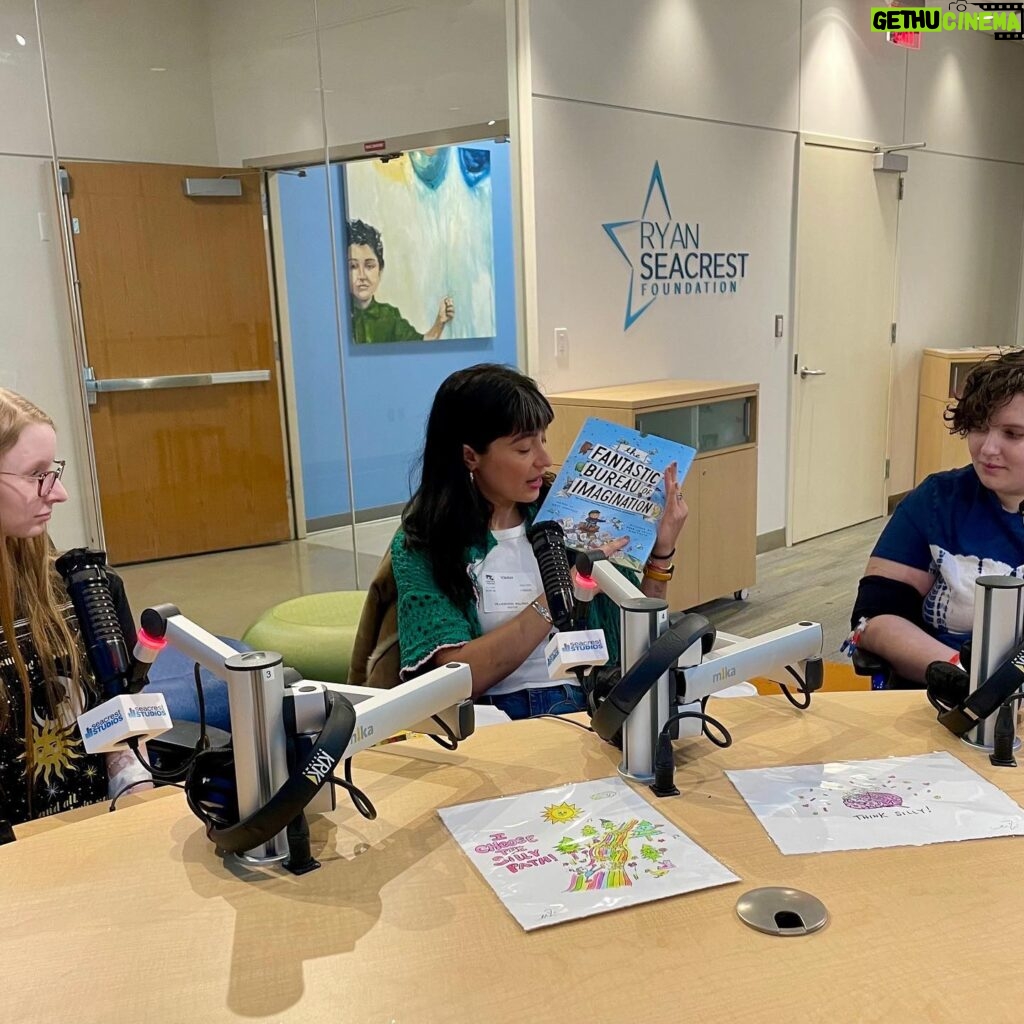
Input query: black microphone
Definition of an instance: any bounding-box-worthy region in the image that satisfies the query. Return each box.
[55,548,131,700]
[526,520,577,632]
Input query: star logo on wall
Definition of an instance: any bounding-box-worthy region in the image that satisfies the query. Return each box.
[602,161,672,331]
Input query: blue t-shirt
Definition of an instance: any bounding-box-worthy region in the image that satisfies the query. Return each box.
[871,466,1024,646]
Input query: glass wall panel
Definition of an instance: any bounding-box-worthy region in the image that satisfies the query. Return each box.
[35,0,355,623]
[314,0,513,576]
[30,0,514,613]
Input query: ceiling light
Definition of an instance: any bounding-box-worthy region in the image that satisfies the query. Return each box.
[149,66,167,72]
[15,34,26,46]
[487,119,496,126]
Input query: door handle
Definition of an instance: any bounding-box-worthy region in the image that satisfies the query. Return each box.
[83,369,271,395]
[799,366,827,379]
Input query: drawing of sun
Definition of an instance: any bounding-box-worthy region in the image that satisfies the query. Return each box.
[542,801,582,825]
[19,716,83,784]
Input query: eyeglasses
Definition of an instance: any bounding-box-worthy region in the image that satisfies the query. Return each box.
[0,459,66,496]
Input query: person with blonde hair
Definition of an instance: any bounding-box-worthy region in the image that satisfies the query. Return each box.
[0,388,146,825]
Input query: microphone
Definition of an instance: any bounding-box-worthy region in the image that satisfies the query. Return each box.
[527,520,609,679]
[526,520,577,631]
[55,548,131,700]
[56,548,170,753]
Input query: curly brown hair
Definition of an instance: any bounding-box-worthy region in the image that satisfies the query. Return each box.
[945,349,1024,437]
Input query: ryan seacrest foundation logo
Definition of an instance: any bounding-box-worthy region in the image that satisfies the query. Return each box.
[602,162,749,331]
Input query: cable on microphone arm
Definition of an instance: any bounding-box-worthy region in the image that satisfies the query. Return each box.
[55,548,130,700]
[526,520,577,631]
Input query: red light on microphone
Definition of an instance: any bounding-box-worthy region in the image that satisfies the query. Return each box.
[572,567,599,603]
[136,629,167,651]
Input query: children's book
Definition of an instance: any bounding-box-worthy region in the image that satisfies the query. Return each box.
[438,777,739,930]
[537,418,697,573]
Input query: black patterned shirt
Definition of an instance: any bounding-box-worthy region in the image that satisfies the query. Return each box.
[0,607,107,825]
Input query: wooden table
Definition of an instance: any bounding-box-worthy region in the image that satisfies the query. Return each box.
[4,692,1022,1023]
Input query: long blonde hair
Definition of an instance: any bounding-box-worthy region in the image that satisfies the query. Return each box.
[0,389,83,746]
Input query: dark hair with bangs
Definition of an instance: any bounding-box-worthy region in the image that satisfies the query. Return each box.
[401,363,553,608]
[946,348,1024,436]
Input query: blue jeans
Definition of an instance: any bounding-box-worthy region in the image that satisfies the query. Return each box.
[477,683,588,720]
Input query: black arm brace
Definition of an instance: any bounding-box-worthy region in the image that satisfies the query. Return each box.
[851,574,926,632]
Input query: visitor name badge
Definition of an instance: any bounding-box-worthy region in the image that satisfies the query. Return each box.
[481,572,538,614]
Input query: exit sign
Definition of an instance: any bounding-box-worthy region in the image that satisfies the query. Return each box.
[890,29,922,48]
[887,0,921,48]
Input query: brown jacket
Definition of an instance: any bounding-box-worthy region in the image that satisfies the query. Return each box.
[347,550,402,688]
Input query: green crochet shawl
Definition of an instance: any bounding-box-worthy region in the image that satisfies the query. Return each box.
[390,505,632,679]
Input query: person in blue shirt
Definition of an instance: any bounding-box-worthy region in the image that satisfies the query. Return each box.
[852,349,1024,683]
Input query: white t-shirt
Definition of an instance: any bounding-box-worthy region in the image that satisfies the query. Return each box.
[468,522,552,696]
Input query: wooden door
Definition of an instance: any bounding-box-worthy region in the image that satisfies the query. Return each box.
[64,161,291,564]
[790,142,899,542]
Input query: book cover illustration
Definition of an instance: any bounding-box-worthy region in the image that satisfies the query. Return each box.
[438,777,738,930]
[726,751,1024,855]
[537,418,696,572]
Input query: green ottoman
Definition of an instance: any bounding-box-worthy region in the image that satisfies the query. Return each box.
[242,591,366,684]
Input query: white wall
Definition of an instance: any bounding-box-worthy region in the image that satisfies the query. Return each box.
[800,0,909,144]
[0,157,92,552]
[204,0,326,167]
[525,0,803,534]
[530,0,799,131]
[37,0,219,164]
[0,1,51,156]
[529,97,796,535]
[521,0,1024,532]
[207,0,509,165]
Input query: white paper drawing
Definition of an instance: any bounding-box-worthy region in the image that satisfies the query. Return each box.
[726,751,1024,855]
[438,777,738,930]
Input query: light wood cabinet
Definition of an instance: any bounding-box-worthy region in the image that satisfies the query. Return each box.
[545,379,758,610]
[915,347,1002,485]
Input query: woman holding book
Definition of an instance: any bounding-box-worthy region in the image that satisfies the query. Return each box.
[0,387,148,826]
[391,363,688,719]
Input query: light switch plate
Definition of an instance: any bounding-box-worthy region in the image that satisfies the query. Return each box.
[555,327,569,359]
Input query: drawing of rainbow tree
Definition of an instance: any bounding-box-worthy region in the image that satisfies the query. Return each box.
[553,817,676,891]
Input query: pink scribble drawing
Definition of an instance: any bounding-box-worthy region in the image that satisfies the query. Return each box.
[843,791,903,810]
